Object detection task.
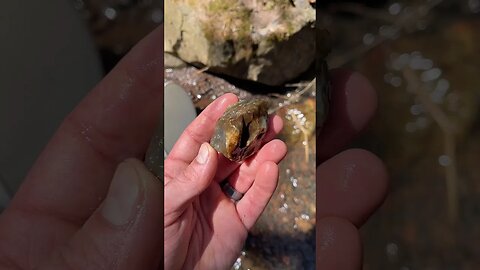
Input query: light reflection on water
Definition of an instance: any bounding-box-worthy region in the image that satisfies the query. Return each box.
[326,0,480,268]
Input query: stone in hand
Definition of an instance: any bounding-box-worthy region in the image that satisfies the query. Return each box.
[210,98,269,162]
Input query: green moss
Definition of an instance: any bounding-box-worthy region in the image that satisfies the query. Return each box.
[264,0,291,10]
[208,0,232,13]
[265,4,299,43]
[203,0,252,42]
[201,0,309,63]
[201,0,254,64]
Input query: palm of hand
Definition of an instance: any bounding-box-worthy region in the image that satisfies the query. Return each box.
[163,93,286,270]
[0,24,389,270]
[165,185,247,270]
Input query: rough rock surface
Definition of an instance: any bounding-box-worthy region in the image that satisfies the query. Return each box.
[164,0,315,86]
[210,98,269,161]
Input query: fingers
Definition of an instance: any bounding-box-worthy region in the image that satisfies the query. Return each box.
[225,139,287,193]
[37,159,163,270]
[263,114,285,143]
[317,149,388,227]
[236,161,279,230]
[167,99,283,184]
[317,70,377,163]
[213,114,284,183]
[164,143,218,223]
[10,26,165,224]
[315,71,380,269]
[317,217,362,270]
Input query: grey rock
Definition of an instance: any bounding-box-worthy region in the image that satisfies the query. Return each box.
[165,0,315,86]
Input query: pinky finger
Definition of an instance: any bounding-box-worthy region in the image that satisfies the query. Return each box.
[235,161,278,230]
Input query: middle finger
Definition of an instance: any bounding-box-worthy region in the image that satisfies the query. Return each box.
[213,114,284,183]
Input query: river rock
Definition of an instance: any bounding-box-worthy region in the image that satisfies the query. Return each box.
[164,0,315,86]
[210,98,269,162]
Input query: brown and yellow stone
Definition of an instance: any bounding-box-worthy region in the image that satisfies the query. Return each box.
[210,98,269,162]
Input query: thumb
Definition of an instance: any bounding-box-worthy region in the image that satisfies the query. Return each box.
[165,143,218,219]
[38,159,163,270]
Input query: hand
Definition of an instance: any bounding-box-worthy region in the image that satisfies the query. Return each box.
[0,27,165,269]
[164,94,287,269]
[316,70,389,269]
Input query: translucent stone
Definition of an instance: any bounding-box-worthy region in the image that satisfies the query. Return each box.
[210,98,269,162]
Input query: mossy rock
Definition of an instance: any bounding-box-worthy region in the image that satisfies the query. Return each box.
[165,0,315,86]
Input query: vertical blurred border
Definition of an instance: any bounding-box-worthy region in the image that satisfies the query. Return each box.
[0,174,10,212]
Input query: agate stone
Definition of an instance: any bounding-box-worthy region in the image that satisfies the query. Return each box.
[211,98,269,162]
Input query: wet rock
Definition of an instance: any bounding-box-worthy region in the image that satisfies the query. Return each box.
[165,67,250,110]
[277,97,315,146]
[241,134,316,270]
[164,0,315,86]
[164,52,187,68]
[210,98,269,161]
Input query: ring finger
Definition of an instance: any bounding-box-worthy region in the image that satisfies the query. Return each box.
[222,139,287,198]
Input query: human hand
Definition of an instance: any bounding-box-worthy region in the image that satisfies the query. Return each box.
[164,94,287,269]
[316,70,389,269]
[0,21,385,270]
[0,27,165,269]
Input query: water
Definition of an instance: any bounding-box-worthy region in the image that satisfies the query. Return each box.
[325,1,480,268]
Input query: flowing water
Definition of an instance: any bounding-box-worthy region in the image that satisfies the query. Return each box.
[324,1,480,268]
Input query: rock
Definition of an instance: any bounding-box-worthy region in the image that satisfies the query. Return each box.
[164,52,187,68]
[164,0,315,86]
[165,66,250,110]
[277,97,316,146]
[210,98,269,161]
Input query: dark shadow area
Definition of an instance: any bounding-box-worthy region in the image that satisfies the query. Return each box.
[243,228,316,269]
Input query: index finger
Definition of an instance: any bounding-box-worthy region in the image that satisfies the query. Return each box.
[167,93,238,164]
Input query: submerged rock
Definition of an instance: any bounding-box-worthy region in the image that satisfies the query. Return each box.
[210,98,269,162]
[277,97,315,145]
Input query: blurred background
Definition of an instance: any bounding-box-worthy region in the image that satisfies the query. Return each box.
[2,0,480,269]
[72,0,163,70]
[321,0,480,269]
[82,0,480,268]
[0,0,162,211]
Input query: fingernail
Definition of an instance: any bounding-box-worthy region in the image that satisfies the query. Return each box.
[101,160,141,226]
[196,143,210,164]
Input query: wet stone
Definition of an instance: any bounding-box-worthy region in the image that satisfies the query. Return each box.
[210,98,269,162]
